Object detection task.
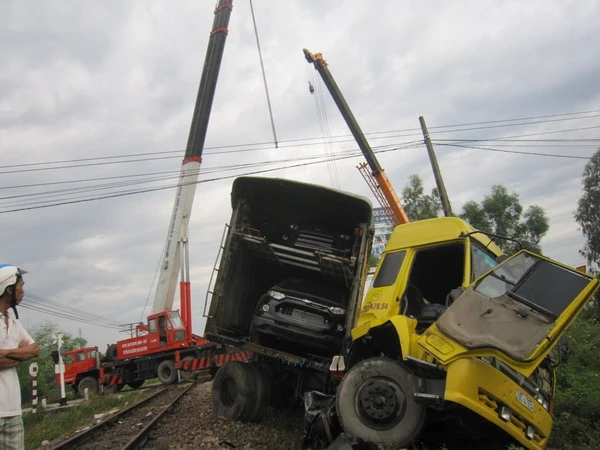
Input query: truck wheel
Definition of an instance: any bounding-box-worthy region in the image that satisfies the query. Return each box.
[212,362,257,421]
[180,356,197,381]
[157,360,177,385]
[246,363,271,422]
[336,358,425,448]
[127,380,144,389]
[77,376,99,398]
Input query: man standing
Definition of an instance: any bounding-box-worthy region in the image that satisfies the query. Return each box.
[0,264,39,450]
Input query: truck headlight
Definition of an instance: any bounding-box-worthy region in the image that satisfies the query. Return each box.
[499,405,512,422]
[535,392,550,411]
[268,290,286,300]
[328,306,346,315]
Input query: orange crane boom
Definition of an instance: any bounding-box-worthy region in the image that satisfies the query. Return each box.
[304,49,409,226]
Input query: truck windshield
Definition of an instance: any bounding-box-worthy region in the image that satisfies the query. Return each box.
[168,311,185,329]
[475,252,591,319]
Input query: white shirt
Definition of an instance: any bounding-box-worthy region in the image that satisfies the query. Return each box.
[0,313,34,417]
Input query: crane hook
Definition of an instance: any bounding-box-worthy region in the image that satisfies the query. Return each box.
[308,81,314,94]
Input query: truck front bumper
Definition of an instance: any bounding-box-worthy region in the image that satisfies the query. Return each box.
[444,357,552,450]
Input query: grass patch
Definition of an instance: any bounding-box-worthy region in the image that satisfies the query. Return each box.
[23,389,149,450]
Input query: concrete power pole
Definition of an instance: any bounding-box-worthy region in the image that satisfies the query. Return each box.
[419,116,453,217]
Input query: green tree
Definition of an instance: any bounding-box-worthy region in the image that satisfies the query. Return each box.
[17,321,87,405]
[460,185,549,254]
[574,147,600,323]
[575,148,600,272]
[401,174,441,221]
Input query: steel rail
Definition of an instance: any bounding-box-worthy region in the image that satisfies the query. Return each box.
[123,383,193,449]
[51,383,194,449]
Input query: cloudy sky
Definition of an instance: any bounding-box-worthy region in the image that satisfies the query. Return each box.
[2,0,599,350]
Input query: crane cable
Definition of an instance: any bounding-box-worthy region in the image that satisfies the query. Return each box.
[306,64,341,189]
[249,0,278,148]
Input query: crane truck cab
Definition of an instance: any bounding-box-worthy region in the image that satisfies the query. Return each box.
[105,310,193,362]
[332,217,599,450]
[56,346,102,398]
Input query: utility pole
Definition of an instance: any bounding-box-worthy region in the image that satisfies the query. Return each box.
[419,116,453,217]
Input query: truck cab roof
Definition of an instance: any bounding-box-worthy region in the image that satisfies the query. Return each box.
[386,217,502,256]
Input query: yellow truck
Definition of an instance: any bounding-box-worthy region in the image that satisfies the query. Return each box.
[333,216,599,449]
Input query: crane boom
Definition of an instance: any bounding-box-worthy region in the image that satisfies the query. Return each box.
[303,49,409,226]
[152,0,234,315]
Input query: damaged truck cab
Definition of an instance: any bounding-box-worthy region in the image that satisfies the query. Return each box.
[335,217,599,449]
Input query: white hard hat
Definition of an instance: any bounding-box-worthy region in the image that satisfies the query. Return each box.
[0,264,27,296]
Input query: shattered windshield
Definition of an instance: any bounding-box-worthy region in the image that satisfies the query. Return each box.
[475,252,591,319]
[475,252,536,298]
[435,251,597,362]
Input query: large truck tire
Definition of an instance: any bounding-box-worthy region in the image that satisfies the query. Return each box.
[77,376,99,398]
[157,359,178,385]
[336,358,426,448]
[245,363,271,422]
[212,362,257,422]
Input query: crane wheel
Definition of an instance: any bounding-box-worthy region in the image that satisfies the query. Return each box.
[211,362,257,422]
[77,376,99,398]
[157,359,177,385]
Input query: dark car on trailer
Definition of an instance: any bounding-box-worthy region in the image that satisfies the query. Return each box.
[251,277,348,355]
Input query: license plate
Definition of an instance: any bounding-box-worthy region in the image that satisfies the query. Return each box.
[516,390,535,412]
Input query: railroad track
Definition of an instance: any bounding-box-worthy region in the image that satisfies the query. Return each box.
[51,382,195,450]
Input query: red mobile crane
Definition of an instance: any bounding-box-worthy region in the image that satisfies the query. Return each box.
[55,0,250,397]
[304,49,409,227]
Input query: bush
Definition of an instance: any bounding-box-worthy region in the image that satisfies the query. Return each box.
[549,313,600,449]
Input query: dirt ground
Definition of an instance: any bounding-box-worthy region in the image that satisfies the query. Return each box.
[145,381,308,450]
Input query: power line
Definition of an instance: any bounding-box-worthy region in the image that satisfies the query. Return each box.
[2,109,598,174]
[437,143,592,159]
[21,293,121,329]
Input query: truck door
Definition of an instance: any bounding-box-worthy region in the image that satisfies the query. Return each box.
[421,250,599,376]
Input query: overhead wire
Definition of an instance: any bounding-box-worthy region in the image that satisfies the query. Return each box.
[1,110,598,176]
[21,293,121,329]
[0,110,597,213]
[249,0,278,148]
